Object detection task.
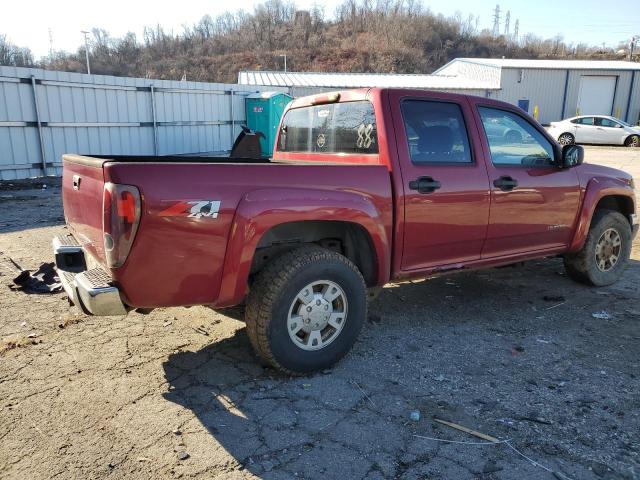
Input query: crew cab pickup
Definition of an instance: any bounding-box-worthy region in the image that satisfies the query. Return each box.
[54,88,637,374]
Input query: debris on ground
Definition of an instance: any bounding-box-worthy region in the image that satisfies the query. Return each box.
[409,410,421,421]
[592,311,612,320]
[177,452,190,461]
[543,295,565,302]
[11,262,61,294]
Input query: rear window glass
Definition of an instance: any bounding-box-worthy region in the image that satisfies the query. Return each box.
[278,101,378,154]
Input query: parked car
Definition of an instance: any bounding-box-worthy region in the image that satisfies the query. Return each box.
[54,88,637,374]
[548,115,640,147]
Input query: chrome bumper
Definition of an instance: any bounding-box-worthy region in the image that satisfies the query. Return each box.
[53,233,127,316]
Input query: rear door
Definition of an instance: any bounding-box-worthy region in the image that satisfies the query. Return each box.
[473,104,581,257]
[573,117,598,143]
[389,91,491,271]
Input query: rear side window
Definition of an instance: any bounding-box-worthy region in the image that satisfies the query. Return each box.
[278,101,378,154]
[572,117,594,125]
[400,100,472,164]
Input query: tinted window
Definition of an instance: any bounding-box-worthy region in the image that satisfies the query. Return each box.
[478,107,555,167]
[595,117,620,128]
[572,117,594,125]
[400,100,472,164]
[278,101,378,154]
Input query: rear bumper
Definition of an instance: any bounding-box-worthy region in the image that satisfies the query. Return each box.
[53,233,127,316]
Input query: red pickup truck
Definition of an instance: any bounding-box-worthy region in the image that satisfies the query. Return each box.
[54,88,637,374]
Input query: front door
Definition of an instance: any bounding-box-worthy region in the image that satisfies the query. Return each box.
[594,116,627,145]
[389,92,491,272]
[473,105,581,257]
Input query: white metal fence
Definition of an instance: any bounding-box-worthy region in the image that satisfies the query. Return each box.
[0,66,288,180]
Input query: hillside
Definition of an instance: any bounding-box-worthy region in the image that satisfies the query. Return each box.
[2,0,634,83]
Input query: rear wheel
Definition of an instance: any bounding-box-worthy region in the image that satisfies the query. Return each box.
[563,210,631,286]
[624,135,639,148]
[245,245,367,374]
[558,133,575,146]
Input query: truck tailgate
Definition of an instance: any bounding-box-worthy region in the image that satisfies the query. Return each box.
[62,155,109,265]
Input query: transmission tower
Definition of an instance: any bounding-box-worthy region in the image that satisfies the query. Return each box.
[492,4,501,38]
[514,19,519,43]
[504,11,510,36]
[48,28,54,59]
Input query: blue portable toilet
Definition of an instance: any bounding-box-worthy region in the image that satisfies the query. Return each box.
[245,92,292,157]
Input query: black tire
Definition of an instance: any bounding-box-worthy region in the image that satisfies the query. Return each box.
[505,130,522,144]
[563,209,632,286]
[245,245,367,375]
[624,135,639,148]
[558,132,575,146]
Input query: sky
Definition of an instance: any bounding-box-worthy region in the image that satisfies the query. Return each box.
[1,0,637,59]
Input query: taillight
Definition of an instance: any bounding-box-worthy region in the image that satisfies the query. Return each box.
[103,183,141,268]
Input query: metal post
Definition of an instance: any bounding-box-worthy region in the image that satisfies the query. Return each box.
[280,54,287,72]
[81,31,91,74]
[30,76,47,176]
[150,85,158,155]
[230,89,235,151]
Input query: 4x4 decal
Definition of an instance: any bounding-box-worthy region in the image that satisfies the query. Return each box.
[159,200,221,219]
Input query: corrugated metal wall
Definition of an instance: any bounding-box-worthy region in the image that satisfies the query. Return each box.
[488,67,640,125]
[0,66,287,180]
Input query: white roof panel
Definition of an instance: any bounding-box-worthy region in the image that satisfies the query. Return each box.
[238,70,499,90]
[451,58,640,71]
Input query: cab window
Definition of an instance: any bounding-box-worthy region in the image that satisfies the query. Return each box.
[278,101,378,154]
[400,100,472,164]
[478,107,555,167]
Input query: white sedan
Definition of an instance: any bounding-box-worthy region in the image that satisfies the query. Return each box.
[547,115,640,147]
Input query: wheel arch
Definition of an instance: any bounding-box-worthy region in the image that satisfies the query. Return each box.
[569,183,636,252]
[251,220,378,287]
[215,188,392,307]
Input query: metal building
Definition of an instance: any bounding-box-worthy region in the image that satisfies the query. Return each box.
[0,66,285,180]
[237,70,498,98]
[434,58,640,125]
[239,59,640,126]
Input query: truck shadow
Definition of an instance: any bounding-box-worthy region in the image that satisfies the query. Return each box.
[161,256,640,479]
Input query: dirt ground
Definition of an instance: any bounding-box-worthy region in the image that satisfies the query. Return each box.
[1,146,639,480]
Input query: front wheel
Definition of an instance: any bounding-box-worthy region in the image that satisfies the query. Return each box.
[625,135,639,148]
[245,245,367,374]
[558,133,575,146]
[563,210,632,286]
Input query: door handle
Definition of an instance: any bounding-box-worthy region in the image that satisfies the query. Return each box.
[409,176,441,194]
[493,176,518,191]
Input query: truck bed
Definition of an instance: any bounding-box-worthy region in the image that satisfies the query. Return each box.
[61,154,394,309]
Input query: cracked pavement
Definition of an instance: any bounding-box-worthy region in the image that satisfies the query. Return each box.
[1,146,639,479]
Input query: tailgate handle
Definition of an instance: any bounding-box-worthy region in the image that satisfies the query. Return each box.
[72,175,81,190]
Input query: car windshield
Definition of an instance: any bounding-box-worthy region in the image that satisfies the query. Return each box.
[617,119,632,127]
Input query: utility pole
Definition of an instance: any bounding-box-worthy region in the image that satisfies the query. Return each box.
[504,10,510,37]
[631,36,638,61]
[81,30,91,74]
[492,5,501,38]
[514,19,519,44]
[280,54,287,72]
[48,28,54,59]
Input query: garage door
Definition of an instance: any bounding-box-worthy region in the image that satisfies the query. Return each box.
[577,76,616,116]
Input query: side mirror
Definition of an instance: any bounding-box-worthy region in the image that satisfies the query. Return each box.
[561,144,584,168]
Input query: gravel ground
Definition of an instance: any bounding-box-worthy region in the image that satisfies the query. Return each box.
[1,146,639,480]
